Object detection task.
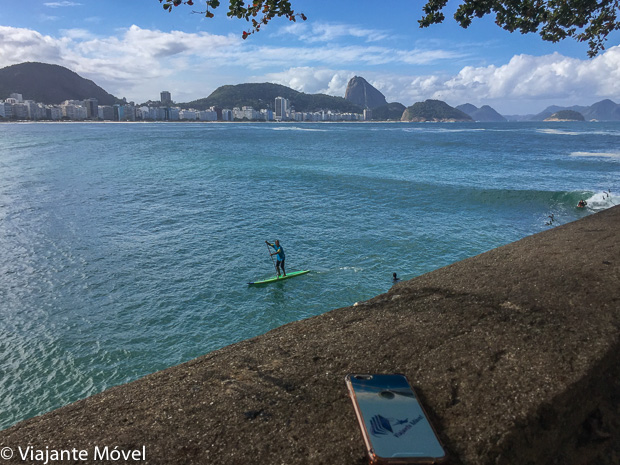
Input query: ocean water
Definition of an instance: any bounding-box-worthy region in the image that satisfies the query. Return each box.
[0,121,618,430]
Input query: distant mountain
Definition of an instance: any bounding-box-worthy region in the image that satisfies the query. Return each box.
[401,100,473,122]
[582,99,620,120]
[182,83,363,113]
[531,104,588,121]
[545,110,585,121]
[344,76,388,109]
[531,99,620,121]
[504,114,536,122]
[456,103,507,122]
[371,102,406,121]
[0,62,120,105]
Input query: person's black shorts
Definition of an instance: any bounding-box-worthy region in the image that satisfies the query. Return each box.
[276,258,285,268]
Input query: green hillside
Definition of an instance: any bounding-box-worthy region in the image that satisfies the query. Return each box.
[546,110,585,121]
[371,102,406,121]
[181,83,363,113]
[0,62,120,105]
[402,99,473,122]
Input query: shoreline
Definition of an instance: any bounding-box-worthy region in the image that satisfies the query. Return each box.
[0,119,610,124]
[1,206,619,464]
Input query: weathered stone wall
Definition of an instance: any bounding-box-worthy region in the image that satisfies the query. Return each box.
[2,206,619,464]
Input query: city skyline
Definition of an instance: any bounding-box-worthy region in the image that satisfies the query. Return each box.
[1,1,620,114]
[1,91,368,122]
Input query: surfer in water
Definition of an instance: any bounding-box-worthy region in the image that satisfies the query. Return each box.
[577,199,587,208]
[266,240,286,277]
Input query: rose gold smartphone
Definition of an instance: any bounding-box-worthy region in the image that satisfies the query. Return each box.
[345,374,447,464]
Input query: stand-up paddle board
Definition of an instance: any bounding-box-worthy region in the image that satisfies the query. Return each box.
[248,270,310,285]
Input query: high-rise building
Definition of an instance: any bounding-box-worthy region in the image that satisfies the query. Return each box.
[83,98,98,119]
[275,96,289,121]
[160,91,172,106]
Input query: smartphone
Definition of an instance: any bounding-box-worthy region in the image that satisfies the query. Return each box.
[345,374,446,464]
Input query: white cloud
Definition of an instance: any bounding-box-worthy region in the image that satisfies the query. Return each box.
[259,67,354,95]
[44,1,82,7]
[0,25,241,102]
[0,26,64,64]
[59,28,95,40]
[276,22,391,43]
[429,48,620,112]
[240,44,463,70]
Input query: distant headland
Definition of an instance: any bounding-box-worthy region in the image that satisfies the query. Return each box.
[1,62,620,122]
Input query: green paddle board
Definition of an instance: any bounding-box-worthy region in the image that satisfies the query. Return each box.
[248,270,310,285]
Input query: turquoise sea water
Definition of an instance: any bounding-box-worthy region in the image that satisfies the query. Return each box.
[0,121,618,430]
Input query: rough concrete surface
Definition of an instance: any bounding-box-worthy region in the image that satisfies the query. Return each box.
[1,206,619,464]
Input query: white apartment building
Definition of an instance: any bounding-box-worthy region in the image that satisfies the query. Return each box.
[221,109,232,121]
[12,103,30,119]
[48,106,63,120]
[198,109,217,121]
[260,109,274,121]
[179,109,197,120]
[61,103,88,120]
[25,101,46,120]
[0,102,13,118]
[168,107,180,121]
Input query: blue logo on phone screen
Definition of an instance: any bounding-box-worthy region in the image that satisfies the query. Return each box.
[370,414,424,438]
[370,415,394,435]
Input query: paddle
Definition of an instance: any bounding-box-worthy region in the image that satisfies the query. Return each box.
[265,241,278,276]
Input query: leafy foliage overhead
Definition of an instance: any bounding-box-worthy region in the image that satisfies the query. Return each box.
[160,0,306,39]
[419,0,620,57]
[160,0,619,56]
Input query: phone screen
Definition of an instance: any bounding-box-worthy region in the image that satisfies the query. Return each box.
[346,374,445,462]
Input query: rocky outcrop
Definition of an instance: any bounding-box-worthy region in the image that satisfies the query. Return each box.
[344,76,388,109]
[371,102,406,121]
[545,109,586,121]
[402,99,473,122]
[1,206,619,464]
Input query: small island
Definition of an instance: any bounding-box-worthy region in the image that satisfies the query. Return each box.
[401,99,473,122]
[544,110,585,121]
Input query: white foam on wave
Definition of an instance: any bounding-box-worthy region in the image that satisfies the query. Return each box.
[340,266,363,272]
[437,128,487,133]
[541,128,620,137]
[570,151,620,159]
[401,127,486,134]
[537,128,581,136]
[585,191,619,210]
[270,126,327,132]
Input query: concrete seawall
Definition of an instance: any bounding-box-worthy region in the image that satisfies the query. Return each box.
[2,206,619,464]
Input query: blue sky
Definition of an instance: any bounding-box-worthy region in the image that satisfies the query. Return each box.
[1,0,619,114]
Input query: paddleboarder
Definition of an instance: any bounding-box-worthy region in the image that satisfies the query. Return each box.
[266,239,286,277]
